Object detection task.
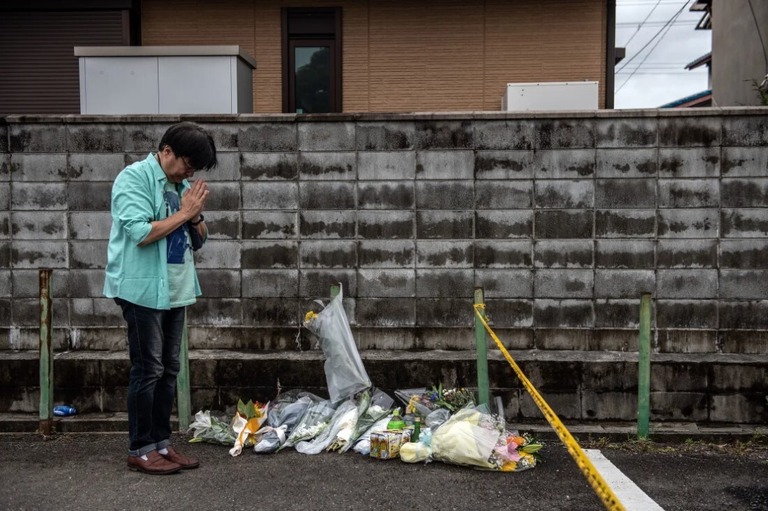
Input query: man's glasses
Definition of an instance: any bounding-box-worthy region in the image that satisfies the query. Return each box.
[179,154,196,173]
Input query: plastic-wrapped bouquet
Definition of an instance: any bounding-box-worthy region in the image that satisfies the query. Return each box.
[326,394,367,452]
[187,410,236,446]
[431,404,542,472]
[253,391,314,453]
[492,432,543,472]
[295,398,358,454]
[303,286,371,403]
[282,397,337,449]
[229,399,269,456]
[339,388,394,453]
[396,384,475,417]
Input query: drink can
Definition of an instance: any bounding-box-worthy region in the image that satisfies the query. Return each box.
[53,405,77,416]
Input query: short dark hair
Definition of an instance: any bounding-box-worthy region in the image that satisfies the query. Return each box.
[158,122,218,171]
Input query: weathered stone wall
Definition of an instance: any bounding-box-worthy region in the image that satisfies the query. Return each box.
[1,110,766,424]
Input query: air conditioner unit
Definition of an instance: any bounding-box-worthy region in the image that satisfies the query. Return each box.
[501,81,599,111]
[75,46,257,114]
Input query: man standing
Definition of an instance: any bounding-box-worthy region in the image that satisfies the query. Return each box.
[104,122,217,475]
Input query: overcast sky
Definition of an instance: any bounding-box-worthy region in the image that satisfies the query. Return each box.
[614,0,712,109]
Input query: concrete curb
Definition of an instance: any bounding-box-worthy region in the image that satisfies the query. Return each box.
[2,413,765,443]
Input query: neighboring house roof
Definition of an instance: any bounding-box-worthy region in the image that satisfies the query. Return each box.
[615,47,626,65]
[690,0,712,30]
[660,89,712,108]
[685,52,712,70]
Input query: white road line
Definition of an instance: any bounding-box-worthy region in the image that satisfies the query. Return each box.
[584,449,665,511]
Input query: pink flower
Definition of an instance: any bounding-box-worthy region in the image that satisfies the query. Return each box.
[506,443,522,461]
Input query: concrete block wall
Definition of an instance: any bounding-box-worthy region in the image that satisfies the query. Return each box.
[0,110,766,424]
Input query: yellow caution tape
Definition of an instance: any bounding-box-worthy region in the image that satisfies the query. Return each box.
[473,304,626,511]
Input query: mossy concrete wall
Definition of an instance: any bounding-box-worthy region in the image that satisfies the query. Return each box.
[0,109,766,424]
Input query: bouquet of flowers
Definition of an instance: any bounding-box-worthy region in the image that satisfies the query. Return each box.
[253,392,314,453]
[491,432,543,472]
[431,404,542,472]
[396,384,475,417]
[187,410,236,446]
[431,404,501,469]
[229,399,269,456]
[295,398,358,454]
[282,397,337,449]
[339,388,394,453]
[326,393,368,452]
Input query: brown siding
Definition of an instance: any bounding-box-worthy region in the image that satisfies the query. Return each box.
[140,0,607,113]
[141,0,261,107]
[484,0,606,110]
[253,4,281,113]
[367,2,486,112]
[341,3,370,112]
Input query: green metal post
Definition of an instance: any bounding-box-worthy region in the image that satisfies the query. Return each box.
[38,269,54,435]
[474,288,490,407]
[176,309,192,432]
[637,293,652,439]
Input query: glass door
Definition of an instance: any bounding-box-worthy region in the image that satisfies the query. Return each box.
[289,40,336,113]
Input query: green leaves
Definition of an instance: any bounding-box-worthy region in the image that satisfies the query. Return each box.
[521,442,543,454]
[237,399,259,420]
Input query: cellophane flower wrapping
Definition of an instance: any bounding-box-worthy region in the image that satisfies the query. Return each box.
[303,286,371,403]
[395,385,475,417]
[399,441,432,463]
[282,397,337,450]
[327,391,374,452]
[339,388,394,453]
[431,404,542,472]
[295,398,359,455]
[187,410,236,446]
[229,400,269,456]
[253,391,314,453]
[430,405,501,470]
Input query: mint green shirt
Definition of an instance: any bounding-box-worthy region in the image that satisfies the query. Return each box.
[103,153,203,309]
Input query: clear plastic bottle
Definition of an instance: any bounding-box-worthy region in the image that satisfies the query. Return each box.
[386,408,405,431]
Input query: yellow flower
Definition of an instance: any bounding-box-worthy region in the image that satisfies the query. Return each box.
[500,461,518,472]
[406,395,419,415]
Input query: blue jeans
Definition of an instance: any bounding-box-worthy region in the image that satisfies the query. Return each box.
[115,298,185,455]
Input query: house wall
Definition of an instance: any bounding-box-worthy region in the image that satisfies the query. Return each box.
[0,109,767,424]
[140,0,607,112]
[712,0,768,106]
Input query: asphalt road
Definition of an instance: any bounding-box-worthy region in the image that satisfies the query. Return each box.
[0,433,766,511]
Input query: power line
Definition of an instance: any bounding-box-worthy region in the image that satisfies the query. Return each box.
[617,20,697,27]
[616,0,691,74]
[621,0,663,47]
[619,63,696,67]
[616,71,706,75]
[617,23,679,90]
[618,0,688,5]
[616,0,692,93]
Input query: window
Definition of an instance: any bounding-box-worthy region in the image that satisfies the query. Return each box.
[282,8,341,113]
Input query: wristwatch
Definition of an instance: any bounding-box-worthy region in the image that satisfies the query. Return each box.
[190,214,205,226]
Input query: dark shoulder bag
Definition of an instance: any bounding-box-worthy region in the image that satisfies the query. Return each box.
[188,221,204,251]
